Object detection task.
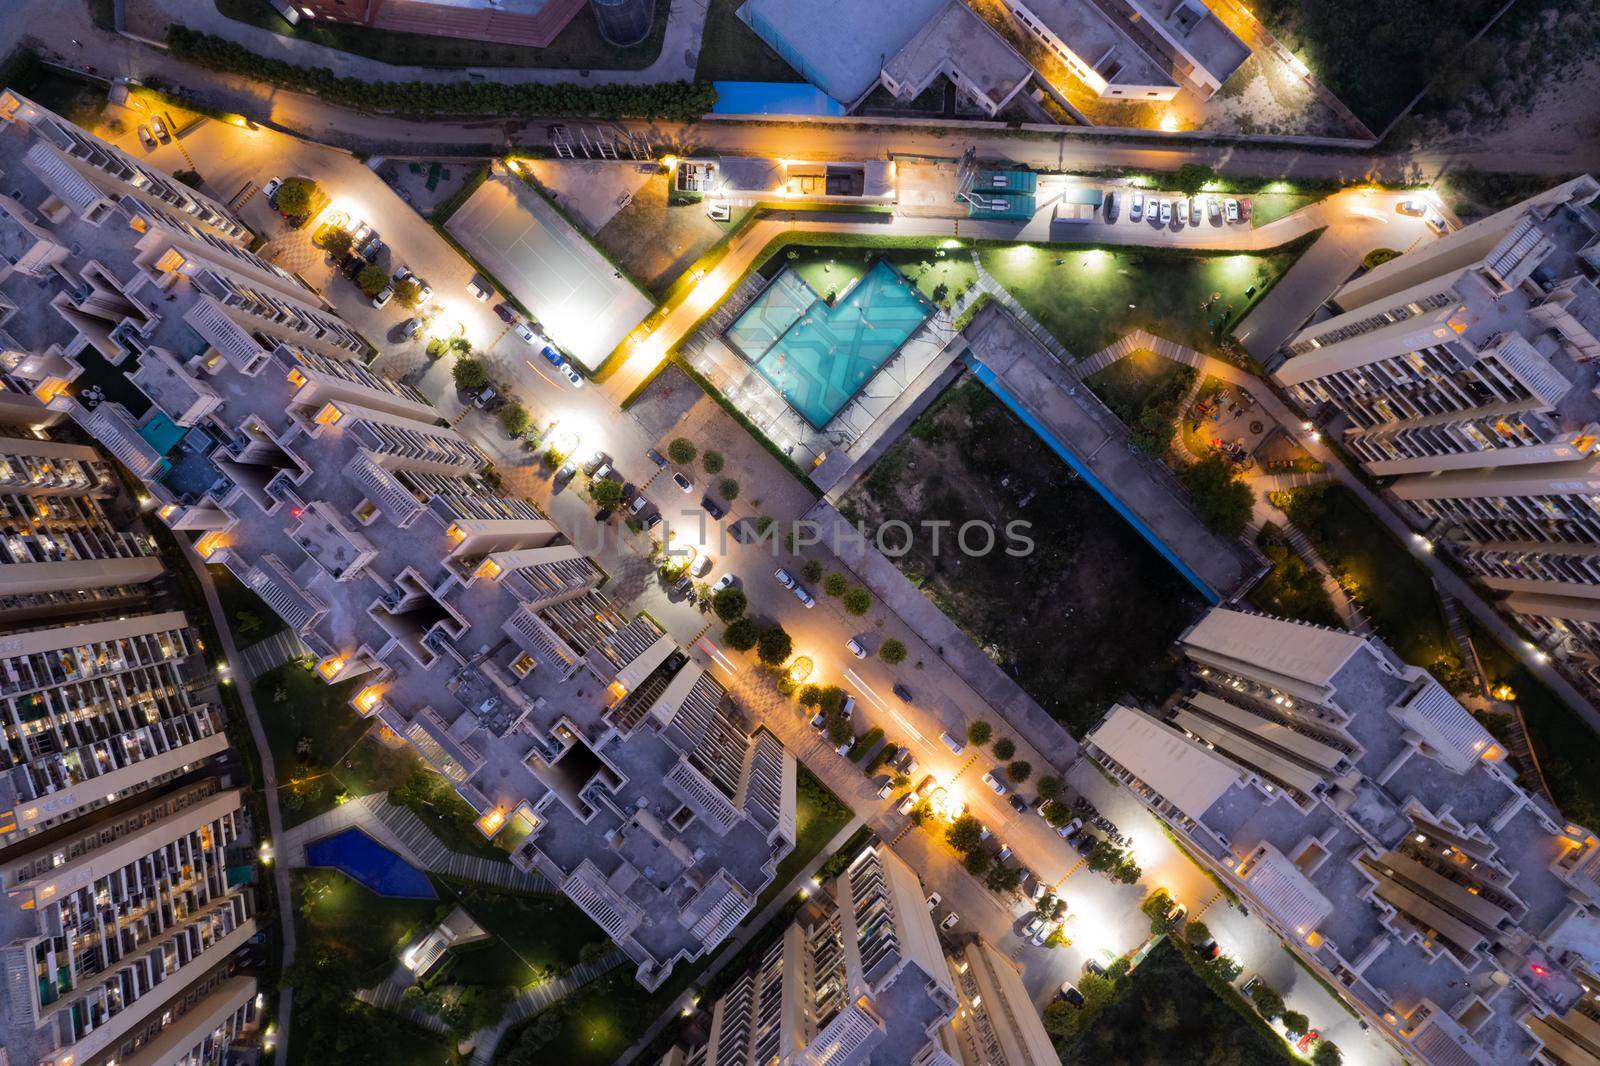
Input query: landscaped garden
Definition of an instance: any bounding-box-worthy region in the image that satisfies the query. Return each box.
[979,239,1313,356]
[210,563,285,642]
[757,766,852,908]
[781,245,979,311]
[840,378,1206,732]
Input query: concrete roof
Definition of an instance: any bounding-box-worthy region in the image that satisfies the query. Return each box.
[741,0,947,104]
[1089,703,1245,820]
[881,0,1032,110]
[1182,608,1366,700]
[1132,0,1249,85]
[1010,0,1176,89]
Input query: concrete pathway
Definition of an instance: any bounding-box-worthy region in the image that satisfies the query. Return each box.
[180,542,295,1066]
[237,628,310,681]
[138,0,712,86]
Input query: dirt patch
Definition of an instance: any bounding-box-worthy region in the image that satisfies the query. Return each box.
[839,377,1205,733]
[593,174,728,297]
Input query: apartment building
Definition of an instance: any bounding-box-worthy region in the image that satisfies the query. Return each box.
[663,845,962,1066]
[0,779,260,1066]
[1001,0,1181,101]
[1085,608,1600,1065]
[943,939,1059,1066]
[1274,176,1600,690]
[0,90,798,993]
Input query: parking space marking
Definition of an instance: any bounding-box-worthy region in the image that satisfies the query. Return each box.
[1051,856,1088,892]
[522,359,560,389]
[951,752,981,782]
[1192,890,1224,920]
[690,619,714,645]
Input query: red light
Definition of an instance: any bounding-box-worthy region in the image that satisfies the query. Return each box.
[1531,964,1548,976]
[291,507,303,518]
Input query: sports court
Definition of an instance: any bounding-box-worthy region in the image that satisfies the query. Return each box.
[446,174,652,370]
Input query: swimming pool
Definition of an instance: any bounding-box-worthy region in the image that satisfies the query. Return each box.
[726,261,933,429]
[304,828,437,899]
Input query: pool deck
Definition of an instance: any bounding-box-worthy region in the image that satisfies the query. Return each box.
[962,304,1256,602]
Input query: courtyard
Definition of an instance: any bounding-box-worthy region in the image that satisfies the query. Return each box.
[839,377,1206,733]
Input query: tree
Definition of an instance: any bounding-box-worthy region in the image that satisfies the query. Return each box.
[274,175,318,217]
[842,587,871,615]
[1141,888,1176,933]
[589,476,623,509]
[1310,1041,1342,1066]
[1182,920,1212,947]
[824,572,848,596]
[712,586,747,622]
[1006,760,1032,783]
[1179,453,1254,538]
[1088,839,1123,873]
[1034,892,1066,922]
[818,686,845,716]
[962,848,992,877]
[1036,775,1062,800]
[878,638,907,664]
[985,862,1021,893]
[1105,957,1131,980]
[701,450,724,474]
[1042,799,1072,827]
[992,737,1016,760]
[1210,954,1242,981]
[667,437,696,464]
[826,713,853,746]
[967,720,992,745]
[725,618,759,651]
[1248,980,1285,1020]
[1172,163,1217,196]
[357,263,389,297]
[1281,1011,1310,1039]
[757,625,792,666]
[801,559,823,583]
[394,278,423,308]
[719,477,740,501]
[322,227,354,257]
[798,684,822,707]
[500,403,530,437]
[946,813,984,854]
[452,357,488,392]
[1113,857,1142,884]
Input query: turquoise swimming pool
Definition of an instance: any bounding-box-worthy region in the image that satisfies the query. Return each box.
[725,260,933,429]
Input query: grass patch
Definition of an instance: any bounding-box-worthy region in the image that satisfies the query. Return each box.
[1280,484,1455,671]
[1248,525,1343,628]
[1085,349,1193,424]
[430,161,490,224]
[209,562,286,642]
[757,766,851,910]
[695,0,803,82]
[591,173,728,298]
[1249,192,1320,226]
[841,378,1204,732]
[979,239,1310,356]
[213,0,672,71]
[783,244,979,311]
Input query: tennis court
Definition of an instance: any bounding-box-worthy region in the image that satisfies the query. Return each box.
[446,174,652,370]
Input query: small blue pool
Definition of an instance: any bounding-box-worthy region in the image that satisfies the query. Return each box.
[138,412,186,455]
[304,828,437,899]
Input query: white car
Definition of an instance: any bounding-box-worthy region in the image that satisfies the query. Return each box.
[926,892,941,910]
[713,573,736,591]
[941,912,960,931]
[793,585,816,608]
[1396,198,1427,217]
[1159,199,1172,226]
[1030,921,1051,946]
[371,285,394,309]
[466,278,492,301]
[982,771,1008,796]
[898,792,919,815]
[876,779,893,799]
[1207,196,1221,224]
[845,638,867,659]
[1225,198,1240,223]
[672,471,692,492]
[559,363,583,388]
[515,322,539,345]
[262,176,282,202]
[1189,197,1201,225]
[690,555,713,578]
[774,568,796,589]
[1129,191,1144,222]
[628,494,649,516]
[1022,915,1044,941]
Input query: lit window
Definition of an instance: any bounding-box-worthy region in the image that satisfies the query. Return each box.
[313,403,343,426]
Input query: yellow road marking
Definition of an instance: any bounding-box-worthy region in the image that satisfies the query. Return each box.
[1052,856,1087,892]
[951,752,981,782]
[1191,890,1223,919]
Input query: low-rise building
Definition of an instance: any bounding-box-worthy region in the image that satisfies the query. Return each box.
[1001,0,1181,101]
[1086,607,1600,1065]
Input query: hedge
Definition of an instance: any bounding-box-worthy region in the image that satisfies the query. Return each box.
[165,27,717,121]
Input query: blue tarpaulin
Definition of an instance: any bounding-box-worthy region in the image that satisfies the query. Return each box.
[712,81,848,117]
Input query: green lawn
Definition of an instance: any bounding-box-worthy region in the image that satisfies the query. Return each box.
[213,0,672,70]
[782,245,978,312]
[295,869,443,978]
[694,0,802,82]
[209,563,285,642]
[1249,192,1320,226]
[1085,349,1194,424]
[979,241,1308,356]
[1281,485,1457,671]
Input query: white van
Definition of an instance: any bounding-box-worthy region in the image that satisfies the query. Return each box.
[940,731,965,755]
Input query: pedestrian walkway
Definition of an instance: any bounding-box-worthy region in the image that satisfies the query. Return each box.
[283,793,556,894]
[1436,578,1488,693]
[970,253,1075,364]
[237,628,309,680]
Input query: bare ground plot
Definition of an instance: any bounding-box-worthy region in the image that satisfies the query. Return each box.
[839,378,1204,733]
[695,0,803,82]
[592,174,729,297]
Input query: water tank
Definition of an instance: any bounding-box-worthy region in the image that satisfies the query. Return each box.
[589,0,656,47]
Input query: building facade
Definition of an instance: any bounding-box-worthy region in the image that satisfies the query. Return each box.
[1274,176,1600,692]
[1086,608,1600,1065]
[0,90,798,993]
[287,0,589,49]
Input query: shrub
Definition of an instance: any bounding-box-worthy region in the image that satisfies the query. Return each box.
[1172,163,1217,196]
[1141,888,1176,932]
[1036,775,1061,800]
[395,278,423,308]
[589,476,622,510]
[1310,1042,1342,1066]
[824,572,848,596]
[711,586,747,622]
[842,587,871,615]
[451,357,488,392]
[725,618,758,651]
[1042,800,1072,827]
[878,639,907,664]
[667,437,697,464]
[274,175,317,217]
[798,684,822,707]
[719,478,739,501]
[826,714,853,746]
[1281,1011,1310,1038]
[499,404,529,437]
[962,848,992,877]
[985,862,1021,893]
[1179,453,1253,539]
[992,738,1016,760]
[702,451,724,474]
[1362,247,1400,270]
[1183,920,1212,947]
[1006,760,1032,783]
[1248,981,1285,1020]
[165,27,718,121]
[967,721,992,745]
[946,813,984,854]
[357,263,389,296]
[801,559,823,584]
[322,227,354,257]
[757,625,792,666]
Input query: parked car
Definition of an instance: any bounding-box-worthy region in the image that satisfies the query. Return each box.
[1207,196,1221,224]
[940,730,964,754]
[1103,191,1116,217]
[926,893,942,910]
[466,278,492,301]
[835,737,854,756]
[262,176,282,202]
[1029,877,1048,902]
[371,285,394,309]
[690,555,713,578]
[1396,198,1427,217]
[876,779,894,799]
[1130,191,1144,222]
[151,117,170,143]
[338,254,367,281]
[1224,198,1240,223]
[1007,794,1028,814]
[996,843,1013,863]
[1189,196,1202,225]
[1073,833,1098,855]
[540,344,563,367]
[702,495,727,520]
[644,512,663,532]
[774,568,796,590]
[628,494,649,516]
[981,771,1008,796]
[1239,198,1253,222]
[1083,958,1106,977]
[713,573,736,591]
[894,683,914,703]
[940,913,960,931]
[582,451,609,476]
[400,316,424,339]
[390,268,431,304]
[1057,817,1083,839]
[495,302,518,322]
[810,710,827,732]
[559,363,583,388]
[646,448,669,469]
[137,125,157,150]
[516,322,539,345]
[793,585,816,608]
[1159,199,1172,225]
[472,386,498,410]
[1030,921,1050,946]
[1425,211,1449,236]
[1200,940,1221,960]
[593,507,613,522]
[555,461,577,485]
[1057,983,1085,1008]
[840,695,856,719]
[357,230,384,259]
[1022,916,1044,941]
[898,792,919,815]
[845,638,867,659]
[672,471,692,493]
